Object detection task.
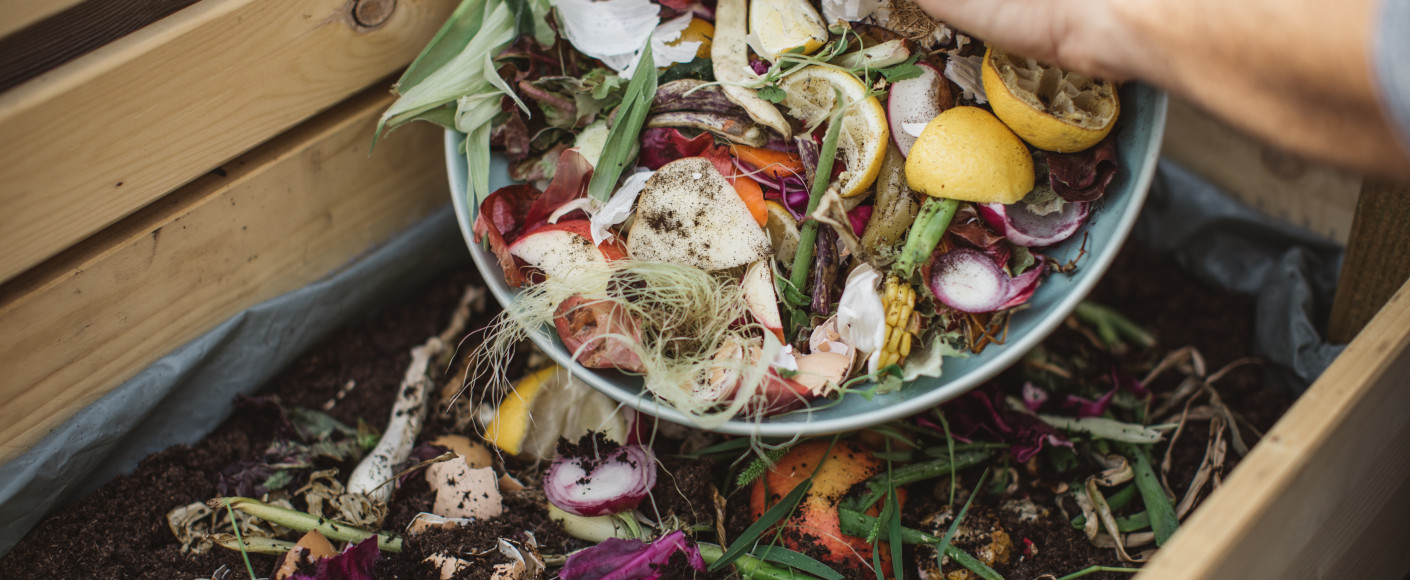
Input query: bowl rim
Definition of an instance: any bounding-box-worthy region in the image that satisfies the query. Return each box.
[449,84,1168,436]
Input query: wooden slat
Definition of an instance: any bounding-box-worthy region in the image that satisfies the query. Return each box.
[0,87,449,464]
[1328,180,1410,343]
[1136,280,1410,580]
[0,0,456,285]
[1161,97,1363,243]
[0,0,201,92]
[0,0,88,41]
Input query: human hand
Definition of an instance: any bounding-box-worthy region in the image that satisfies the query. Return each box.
[908,0,1156,82]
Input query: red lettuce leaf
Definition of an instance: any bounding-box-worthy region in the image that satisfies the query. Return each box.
[525,148,594,226]
[288,537,379,580]
[560,530,704,580]
[1045,135,1118,202]
[639,127,715,169]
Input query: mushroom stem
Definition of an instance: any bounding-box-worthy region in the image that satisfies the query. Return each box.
[895,196,960,278]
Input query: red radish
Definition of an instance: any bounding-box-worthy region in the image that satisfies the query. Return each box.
[977,198,1090,247]
[928,248,1044,313]
[749,440,903,577]
[741,261,785,341]
[509,220,628,282]
[887,61,952,157]
[544,435,657,517]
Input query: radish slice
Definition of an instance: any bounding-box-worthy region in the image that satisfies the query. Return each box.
[544,437,657,517]
[928,248,1045,313]
[977,198,1090,247]
[888,62,947,157]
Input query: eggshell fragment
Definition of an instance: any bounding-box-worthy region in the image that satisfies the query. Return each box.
[426,460,503,520]
[406,512,472,535]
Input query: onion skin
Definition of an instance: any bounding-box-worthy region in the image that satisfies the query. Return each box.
[544,443,657,517]
[749,440,903,577]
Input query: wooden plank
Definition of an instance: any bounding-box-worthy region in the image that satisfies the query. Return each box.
[0,87,450,464]
[1328,180,1410,343]
[0,0,456,285]
[0,0,201,92]
[0,0,87,41]
[1136,279,1410,580]
[1161,97,1363,243]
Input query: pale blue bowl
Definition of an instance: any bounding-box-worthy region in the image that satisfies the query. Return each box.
[449,82,1167,436]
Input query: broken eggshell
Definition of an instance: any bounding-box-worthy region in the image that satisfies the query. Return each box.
[425,459,503,520]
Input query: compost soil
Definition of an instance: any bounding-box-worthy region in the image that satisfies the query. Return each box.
[0,242,1296,580]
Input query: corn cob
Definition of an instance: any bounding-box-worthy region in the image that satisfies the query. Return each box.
[878,276,917,369]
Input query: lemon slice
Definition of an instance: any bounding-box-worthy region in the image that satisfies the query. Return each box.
[981,46,1119,153]
[905,106,1035,205]
[778,66,889,197]
[763,200,801,269]
[483,364,627,459]
[749,0,828,61]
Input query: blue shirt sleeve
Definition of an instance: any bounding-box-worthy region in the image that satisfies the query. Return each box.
[1376,0,1410,153]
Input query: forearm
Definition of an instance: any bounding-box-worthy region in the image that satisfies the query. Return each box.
[1116,0,1407,179]
[917,0,1410,179]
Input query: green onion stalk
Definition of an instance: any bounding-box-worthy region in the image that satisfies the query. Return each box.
[894,197,960,279]
[789,89,850,293]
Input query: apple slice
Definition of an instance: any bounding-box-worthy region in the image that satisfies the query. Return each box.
[509,220,627,288]
[626,157,772,271]
[741,261,785,342]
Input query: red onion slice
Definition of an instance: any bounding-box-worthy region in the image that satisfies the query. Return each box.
[977,199,1089,248]
[929,248,1045,313]
[888,62,949,157]
[544,442,657,517]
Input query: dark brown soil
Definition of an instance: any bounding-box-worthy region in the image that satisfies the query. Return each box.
[0,240,1299,580]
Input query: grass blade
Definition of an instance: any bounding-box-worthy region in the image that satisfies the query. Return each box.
[1120,443,1179,545]
[708,479,812,571]
[934,469,989,569]
[755,546,844,580]
[587,42,658,201]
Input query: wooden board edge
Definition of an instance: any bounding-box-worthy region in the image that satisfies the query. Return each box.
[0,86,451,463]
[0,0,457,284]
[1136,279,1410,579]
[0,0,88,41]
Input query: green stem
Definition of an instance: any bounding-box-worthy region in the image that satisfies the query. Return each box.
[1118,443,1179,546]
[212,497,403,552]
[698,542,825,580]
[843,449,992,512]
[224,501,259,580]
[1073,302,1156,351]
[895,197,960,278]
[1055,565,1140,579]
[789,90,849,293]
[837,508,1003,580]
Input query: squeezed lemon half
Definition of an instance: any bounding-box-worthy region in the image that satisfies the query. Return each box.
[981,46,1119,153]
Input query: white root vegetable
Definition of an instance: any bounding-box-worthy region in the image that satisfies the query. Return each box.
[712,0,793,139]
[347,286,480,505]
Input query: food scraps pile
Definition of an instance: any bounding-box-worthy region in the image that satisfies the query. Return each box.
[130,266,1273,580]
[379,0,1123,425]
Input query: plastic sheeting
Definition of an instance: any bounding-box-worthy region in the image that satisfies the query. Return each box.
[0,161,1349,556]
[1136,160,1345,390]
[0,208,470,556]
